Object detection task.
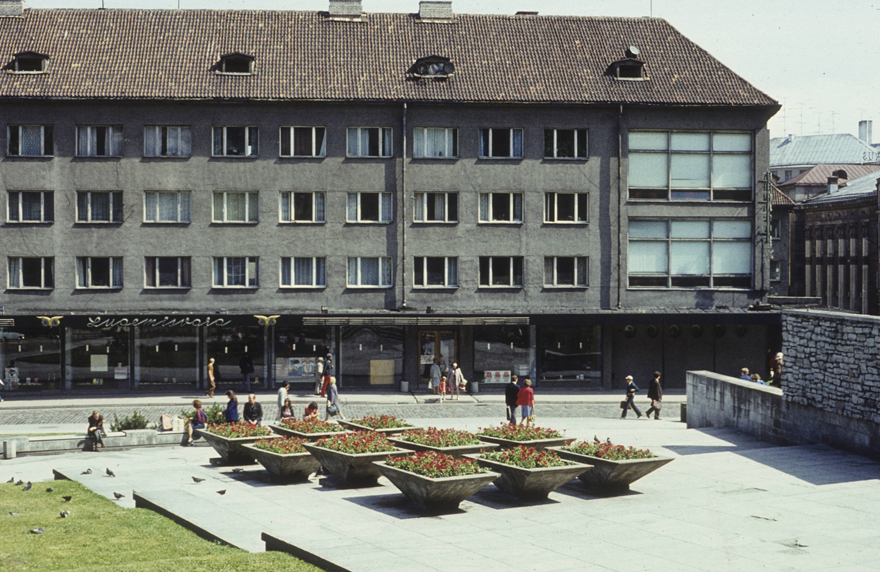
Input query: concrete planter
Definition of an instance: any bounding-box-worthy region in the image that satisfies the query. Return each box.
[338,420,419,436]
[387,437,499,459]
[477,435,570,452]
[302,442,410,486]
[550,447,674,491]
[268,424,350,442]
[243,444,321,481]
[374,461,500,509]
[199,431,262,464]
[468,454,590,500]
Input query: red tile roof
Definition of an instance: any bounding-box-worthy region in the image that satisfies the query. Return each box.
[0,9,779,105]
[770,186,795,207]
[778,164,880,188]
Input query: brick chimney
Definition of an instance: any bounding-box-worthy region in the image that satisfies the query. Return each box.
[328,0,362,17]
[827,176,839,195]
[0,0,24,17]
[419,1,453,20]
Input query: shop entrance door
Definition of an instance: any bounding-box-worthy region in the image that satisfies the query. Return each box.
[418,331,457,382]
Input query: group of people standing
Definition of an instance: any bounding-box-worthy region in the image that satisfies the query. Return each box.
[621,371,663,420]
[503,375,536,426]
[428,359,466,401]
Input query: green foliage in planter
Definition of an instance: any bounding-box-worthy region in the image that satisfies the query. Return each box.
[110,410,149,432]
[478,424,563,441]
[397,427,482,447]
[481,446,571,468]
[314,430,397,454]
[565,440,655,460]
[204,422,272,439]
[386,450,487,478]
[180,403,225,425]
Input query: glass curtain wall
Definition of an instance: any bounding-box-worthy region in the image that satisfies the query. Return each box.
[274,327,335,386]
[0,327,62,391]
[206,326,264,390]
[67,328,130,390]
[136,326,198,389]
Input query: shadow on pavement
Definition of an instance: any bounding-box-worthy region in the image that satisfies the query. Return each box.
[343,492,467,519]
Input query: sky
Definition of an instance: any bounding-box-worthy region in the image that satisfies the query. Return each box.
[25,0,880,142]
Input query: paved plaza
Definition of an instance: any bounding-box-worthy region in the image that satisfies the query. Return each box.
[2,409,879,572]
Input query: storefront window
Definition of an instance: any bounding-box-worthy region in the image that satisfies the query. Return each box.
[537,326,602,385]
[341,326,403,388]
[136,326,198,387]
[473,326,530,385]
[68,328,131,390]
[206,326,264,390]
[274,328,335,386]
[0,328,62,391]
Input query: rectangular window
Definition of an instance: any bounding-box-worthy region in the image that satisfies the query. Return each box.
[413,257,458,288]
[280,192,325,223]
[628,131,752,201]
[413,127,458,158]
[76,191,123,223]
[280,257,327,287]
[212,126,258,157]
[76,125,123,157]
[770,260,781,282]
[347,257,393,287]
[413,192,458,223]
[7,191,53,223]
[479,128,523,158]
[544,129,588,159]
[544,256,588,287]
[347,127,393,158]
[144,191,191,223]
[145,257,191,288]
[479,192,523,223]
[213,257,258,288]
[76,257,123,289]
[144,126,192,158]
[478,256,524,287]
[8,257,54,289]
[346,192,393,222]
[212,192,259,223]
[628,219,752,288]
[770,218,781,239]
[544,192,587,223]
[280,127,326,157]
[8,125,54,156]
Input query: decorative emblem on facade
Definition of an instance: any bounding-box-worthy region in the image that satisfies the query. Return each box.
[254,314,280,326]
[37,315,63,327]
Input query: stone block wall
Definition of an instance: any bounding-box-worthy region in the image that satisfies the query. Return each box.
[782,309,880,425]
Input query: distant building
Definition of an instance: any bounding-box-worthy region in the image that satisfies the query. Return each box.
[769,187,795,296]
[770,124,880,184]
[777,164,880,202]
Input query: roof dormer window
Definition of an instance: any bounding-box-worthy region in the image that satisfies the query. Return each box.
[10,52,49,74]
[410,56,455,79]
[608,46,647,81]
[217,53,255,75]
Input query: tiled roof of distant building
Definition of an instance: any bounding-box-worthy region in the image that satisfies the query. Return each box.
[778,164,880,188]
[802,171,880,207]
[0,9,779,105]
[770,133,879,168]
[771,186,795,207]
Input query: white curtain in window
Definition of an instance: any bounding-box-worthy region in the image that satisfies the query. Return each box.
[670,221,710,238]
[92,193,110,221]
[315,193,325,221]
[381,193,393,222]
[226,193,246,221]
[347,193,358,221]
[110,128,123,155]
[713,133,751,152]
[347,257,358,286]
[381,257,392,286]
[629,242,668,273]
[479,194,489,221]
[213,193,224,221]
[294,257,313,286]
[346,128,358,156]
[179,193,191,222]
[577,257,588,286]
[629,132,667,151]
[361,258,379,286]
[512,129,523,157]
[111,258,123,288]
[713,155,752,188]
[433,193,446,221]
[671,133,709,151]
[76,258,87,287]
[447,258,458,286]
[166,127,179,156]
[629,153,668,187]
[414,193,425,221]
[382,128,393,157]
[8,258,20,288]
[629,221,667,238]
[670,242,709,275]
[671,154,710,188]
[714,221,751,238]
[280,258,292,286]
[22,192,41,221]
[144,127,160,156]
[145,192,158,221]
[281,193,291,222]
[713,242,752,274]
[77,126,91,156]
[247,193,259,222]
[158,193,178,222]
[180,126,192,156]
[21,126,42,155]
[414,128,425,157]
[227,258,245,286]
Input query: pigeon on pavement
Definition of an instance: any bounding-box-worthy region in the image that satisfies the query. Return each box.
[60,511,70,518]
[81,469,92,475]
[46,488,53,493]
[113,492,125,500]
[62,496,72,502]
[216,489,226,495]
[22,482,32,491]
[29,528,44,534]
[593,435,600,443]
[192,476,205,483]
[106,468,115,477]
[6,477,14,483]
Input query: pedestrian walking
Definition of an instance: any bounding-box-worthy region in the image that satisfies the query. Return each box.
[621,375,643,419]
[516,378,535,427]
[314,357,324,395]
[447,363,465,400]
[325,377,344,420]
[644,371,663,420]
[429,358,442,395]
[505,374,520,425]
[276,381,290,422]
[224,390,239,423]
[239,353,254,392]
[438,375,448,402]
[320,355,334,397]
[205,357,216,398]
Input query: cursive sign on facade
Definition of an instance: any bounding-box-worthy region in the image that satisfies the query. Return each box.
[86,316,233,329]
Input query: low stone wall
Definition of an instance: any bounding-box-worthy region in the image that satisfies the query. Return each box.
[1,429,190,459]
[686,370,880,459]
[782,309,880,425]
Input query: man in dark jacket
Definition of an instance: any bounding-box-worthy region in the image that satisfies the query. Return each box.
[243,393,263,426]
[505,375,520,425]
[645,371,663,420]
[239,353,254,392]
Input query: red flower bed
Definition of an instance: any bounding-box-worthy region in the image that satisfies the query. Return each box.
[351,414,412,430]
[397,427,482,447]
[478,424,563,441]
[204,422,272,439]
[386,450,486,478]
[313,430,397,454]
[564,441,655,460]
[480,446,571,468]
[281,417,346,433]
[253,436,308,454]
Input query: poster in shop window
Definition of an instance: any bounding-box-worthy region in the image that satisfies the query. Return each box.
[483,370,510,384]
[274,357,317,382]
[90,354,108,372]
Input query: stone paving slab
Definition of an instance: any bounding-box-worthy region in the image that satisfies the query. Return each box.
[3,416,879,572]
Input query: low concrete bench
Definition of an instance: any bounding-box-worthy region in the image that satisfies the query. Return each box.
[2,429,200,459]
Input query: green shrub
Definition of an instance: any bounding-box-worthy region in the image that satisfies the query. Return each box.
[110,410,149,432]
[180,402,226,425]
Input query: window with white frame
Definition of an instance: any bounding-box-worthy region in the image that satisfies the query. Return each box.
[544,256,588,287]
[347,257,392,287]
[628,131,753,201]
[213,192,258,223]
[280,192,325,223]
[144,191,191,223]
[544,192,587,223]
[76,257,123,289]
[8,191,53,223]
[8,257,54,289]
[479,192,523,223]
[544,129,588,159]
[347,192,392,223]
[280,127,326,157]
[479,128,523,158]
[144,126,192,158]
[8,125,53,156]
[145,257,191,288]
[413,127,458,158]
[479,256,524,287]
[347,127,393,158]
[280,257,327,287]
[212,126,258,157]
[413,257,458,288]
[628,219,752,288]
[76,191,123,223]
[76,125,123,157]
[413,192,458,223]
[213,257,258,288]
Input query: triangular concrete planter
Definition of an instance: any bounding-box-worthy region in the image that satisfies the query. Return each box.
[550,447,674,492]
[243,444,321,482]
[302,442,410,486]
[387,437,500,459]
[199,431,262,465]
[374,461,501,509]
[338,420,420,436]
[477,435,571,452]
[268,423,351,441]
[467,453,590,500]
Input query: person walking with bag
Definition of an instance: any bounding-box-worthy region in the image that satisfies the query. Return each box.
[517,378,535,427]
[620,375,643,419]
[325,377,344,420]
[644,371,663,420]
[320,355,334,397]
[505,374,520,425]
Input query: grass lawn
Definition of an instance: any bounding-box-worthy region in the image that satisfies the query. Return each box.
[0,481,324,572]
